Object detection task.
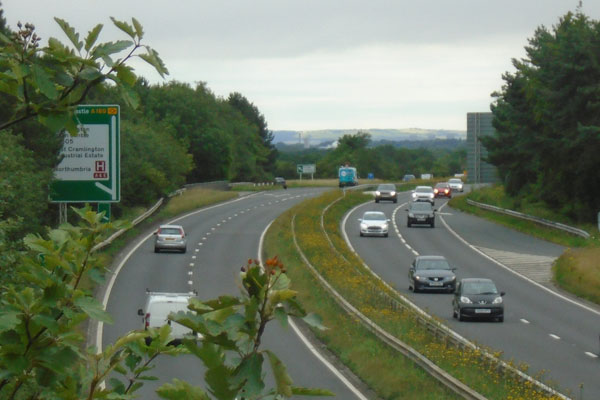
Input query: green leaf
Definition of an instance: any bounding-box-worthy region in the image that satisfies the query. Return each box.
[110,17,136,39]
[115,65,137,86]
[233,353,265,397]
[132,18,144,39]
[139,47,169,78]
[84,24,103,52]
[93,40,133,58]
[31,65,59,100]
[156,379,211,400]
[273,307,288,328]
[0,310,20,332]
[79,67,103,81]
[265,350,293,397]
[37,111,71,134]
[54,18,82,51]
[301,313,327,331]
[74,296,113,323]
[118,83,140,109]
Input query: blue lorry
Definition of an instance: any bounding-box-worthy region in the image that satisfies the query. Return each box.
[338,166,358,187]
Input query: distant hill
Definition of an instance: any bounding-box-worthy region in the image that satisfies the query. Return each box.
[276,138,466,153]
[273,128,466,146]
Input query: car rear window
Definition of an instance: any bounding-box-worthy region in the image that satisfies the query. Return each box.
[160,228,182,235]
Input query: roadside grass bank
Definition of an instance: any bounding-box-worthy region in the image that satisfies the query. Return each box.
[264,189,565,400]
[448,185,600,306]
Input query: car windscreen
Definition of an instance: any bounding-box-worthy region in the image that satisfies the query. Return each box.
[417,260,451,270]
[410,203,432,211]
[462,282,498,295]
[415,187,432,193]
[363,213,386,221]
[449,179,462,183]
[378,184,395,191]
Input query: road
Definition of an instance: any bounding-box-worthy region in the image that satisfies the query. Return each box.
[345,189,600,399]
[100,187,369,399]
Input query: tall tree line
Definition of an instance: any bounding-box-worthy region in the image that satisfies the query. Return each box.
[483,10,600,222]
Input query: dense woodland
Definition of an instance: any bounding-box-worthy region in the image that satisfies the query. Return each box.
[483,11,600,222]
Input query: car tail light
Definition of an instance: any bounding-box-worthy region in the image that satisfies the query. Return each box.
[145,313,150,329]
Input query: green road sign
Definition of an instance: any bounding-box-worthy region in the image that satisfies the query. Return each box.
[50,105,120,202]
[297,164,303,174]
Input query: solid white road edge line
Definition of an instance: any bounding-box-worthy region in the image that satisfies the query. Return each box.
[258,219,368,400]
[97,192,261,353]
[438,202,600,317]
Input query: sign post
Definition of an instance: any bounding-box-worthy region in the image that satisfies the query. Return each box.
[50,105,120,220]
[297,164,316,180]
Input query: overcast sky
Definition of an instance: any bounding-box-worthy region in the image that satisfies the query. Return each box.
[3,1,599,131]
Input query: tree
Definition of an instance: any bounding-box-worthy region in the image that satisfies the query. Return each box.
[483,10,600,221]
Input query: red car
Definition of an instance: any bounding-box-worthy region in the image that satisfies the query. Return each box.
[433,182,452,198]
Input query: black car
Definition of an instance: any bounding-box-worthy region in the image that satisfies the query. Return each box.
[452,278,505,322]
[402,174,416,182]
[406,201,435,228]
[408,255,456,293]
[375,183,397,203]
[274,177,287,189]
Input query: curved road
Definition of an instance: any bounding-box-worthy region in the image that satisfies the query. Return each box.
[345,189,600,398]
[101,188,368,399]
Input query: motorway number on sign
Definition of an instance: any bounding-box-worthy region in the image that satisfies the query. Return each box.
[475,309,491,314]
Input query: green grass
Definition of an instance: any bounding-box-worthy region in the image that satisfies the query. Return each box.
[263,189,565,400]
[449,184,600,307]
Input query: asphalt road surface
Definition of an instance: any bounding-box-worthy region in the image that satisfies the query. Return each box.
[345,189,600,399]
[100,188,369,400]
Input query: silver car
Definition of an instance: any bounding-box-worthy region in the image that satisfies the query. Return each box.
[411,186,435,205]
[359,211,390,237]
[448,178,464,192]
[154,224,187,253]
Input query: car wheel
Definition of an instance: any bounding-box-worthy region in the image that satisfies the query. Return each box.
[458,311,465,321]
[407,221,411,228]
[181,247,187,253]
[360,232,364,237]
[413,285,419,293]
[375,199,379,203]
[384,233,388,237]
[430,221,435,228]
[154,247,160,253]
[497,316,504,322]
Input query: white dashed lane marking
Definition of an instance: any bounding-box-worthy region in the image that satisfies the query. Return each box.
[549,334,561,340]
[520,319,530,324]
[585,352,598,359]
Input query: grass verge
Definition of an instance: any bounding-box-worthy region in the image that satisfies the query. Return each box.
[449,185,600,306]
[264,189,565,400]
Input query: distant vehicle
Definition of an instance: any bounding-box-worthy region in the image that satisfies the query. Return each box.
[274,177,287,189]
[408,255,456,293]
[411,186,435,205]
[138,291,199,345]
[358,211,390,237]
[448,178,464,192]
[420,173,433,180]
[339,166,358,187]
[406,201,436,228]
[375,183,397,203]
[154,224,187,253]
[452,278,505,322]
[402,174,416,182]
[434,182,452,198]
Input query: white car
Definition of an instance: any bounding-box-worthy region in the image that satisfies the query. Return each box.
[359,211,390,237]
[154,224,187,253]
[138,291,198,345]
[448,178,464,192]
[411,186,435,205]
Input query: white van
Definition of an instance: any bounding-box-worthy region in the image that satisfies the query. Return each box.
[137,291,197,345]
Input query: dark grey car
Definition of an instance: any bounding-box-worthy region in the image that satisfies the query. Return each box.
[408,255,456,293]
[406,201,436,228]
[375,183,397,203]
[452,278,505,322]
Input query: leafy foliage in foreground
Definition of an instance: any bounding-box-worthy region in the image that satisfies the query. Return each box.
[0,207,332,399]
